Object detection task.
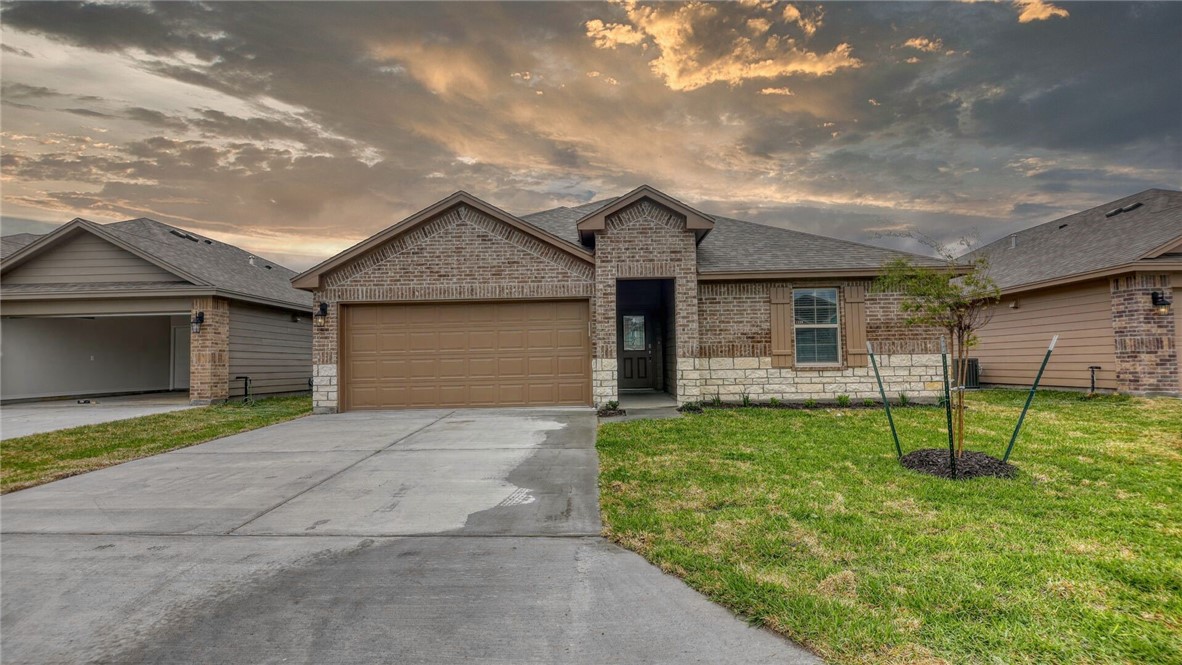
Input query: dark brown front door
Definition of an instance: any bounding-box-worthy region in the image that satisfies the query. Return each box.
[618,312,655,389]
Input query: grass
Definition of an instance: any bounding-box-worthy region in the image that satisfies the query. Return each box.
[1,395,311,493]
[597,390,1182,664]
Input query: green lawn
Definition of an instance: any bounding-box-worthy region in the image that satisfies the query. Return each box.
[1,395,311,493]
[597,390,1182,665]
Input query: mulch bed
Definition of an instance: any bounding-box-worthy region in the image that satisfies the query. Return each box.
[597,408,627,418]
[900,448,1017,480]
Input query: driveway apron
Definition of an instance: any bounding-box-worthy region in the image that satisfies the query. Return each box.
[1,408,819,664]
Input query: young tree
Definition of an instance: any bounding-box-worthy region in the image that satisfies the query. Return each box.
[875,239,1000,457]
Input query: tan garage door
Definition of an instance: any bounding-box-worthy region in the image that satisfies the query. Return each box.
[342,300,591,410]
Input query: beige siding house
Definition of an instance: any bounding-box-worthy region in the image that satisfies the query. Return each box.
[1,218,313,404]
[293,185,950,413]
[971,189,1182,395]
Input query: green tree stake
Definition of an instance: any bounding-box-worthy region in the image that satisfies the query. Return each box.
[1003,335,1058,463]
[868,342,902,459]
[940,338,956,478]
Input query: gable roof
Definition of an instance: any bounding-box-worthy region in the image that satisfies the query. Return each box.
[573,185,714,244]
[292,191,595,290]
[522,191,947,276]
[966,189,1182,293]
[1,218,311,310]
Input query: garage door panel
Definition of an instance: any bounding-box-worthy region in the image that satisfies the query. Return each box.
[343,301,590,409]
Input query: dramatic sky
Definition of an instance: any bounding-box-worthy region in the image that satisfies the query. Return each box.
[1,1,1179,270]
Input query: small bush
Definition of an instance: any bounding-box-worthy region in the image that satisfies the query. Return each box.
[711,392,723,407]
[741,391,753,407]
[804,398,818,408]
[898,392,911,406]
[863,399,876,407]
[836,394,852,408]
[604,400,619,411]
[769,397,781,407]
[678,401,703,413]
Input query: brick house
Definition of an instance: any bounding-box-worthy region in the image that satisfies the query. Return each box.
[1,218,312,404]
[970,189,1181,396]
[293,185,949,413]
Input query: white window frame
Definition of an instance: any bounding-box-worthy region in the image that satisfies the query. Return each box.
[793,287,842,366]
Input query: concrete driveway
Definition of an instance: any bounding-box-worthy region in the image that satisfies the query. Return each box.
[0,392,194,439]
[0,408,819,664]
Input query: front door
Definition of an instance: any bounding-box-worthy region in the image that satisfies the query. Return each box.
[618,313,655,389]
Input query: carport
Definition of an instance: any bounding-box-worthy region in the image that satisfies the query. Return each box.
[0,298,192,402]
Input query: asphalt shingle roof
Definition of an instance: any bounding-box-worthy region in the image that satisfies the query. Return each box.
[0,233,42,259]
[521,198,944,272]
[2,218,311,310]
[966,189,1182,291]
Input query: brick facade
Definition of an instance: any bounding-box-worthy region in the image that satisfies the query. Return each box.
[311,203,595,413]
[189,296,230,404]
[306,197,946,411]
[1111,272,1178,395]
[591,200,700,404]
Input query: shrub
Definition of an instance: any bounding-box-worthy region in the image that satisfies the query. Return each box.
[863,399,876,407]
[769,397,781,407]
[678,401,703,413]
[836,394,852,408]
[604,400,619,411]
[711,392,723,407]
[898,392,911,407]
[804,398,818,408]
[741,391,753,407]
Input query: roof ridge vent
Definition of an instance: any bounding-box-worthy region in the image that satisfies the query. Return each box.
[1105,207,1124,218]
[1121,202,1143,213]
[1010,234,1017,248]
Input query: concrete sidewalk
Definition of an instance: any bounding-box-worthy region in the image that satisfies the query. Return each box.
[0,408,820,664]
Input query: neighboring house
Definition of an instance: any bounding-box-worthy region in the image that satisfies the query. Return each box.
[970,189,1181,396]
[0,218,313,404]
[293,185,948,413]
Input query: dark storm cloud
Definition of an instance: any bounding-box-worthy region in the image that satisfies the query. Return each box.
[0,1,1178,267]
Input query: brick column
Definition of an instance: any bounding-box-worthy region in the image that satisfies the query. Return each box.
[311,294,339,414]
[1111,273,1178,395]
[189,296,230,404]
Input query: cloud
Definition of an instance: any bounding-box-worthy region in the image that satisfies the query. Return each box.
[584,2,861,91]
[759,87,795,96]
[1013,0,1070,23]
[782,4,823,38]
[903,37,945,52]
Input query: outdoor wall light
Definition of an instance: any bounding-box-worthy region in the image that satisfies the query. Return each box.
[190,311,205,334]
[1151,291,1172,315]
[314,302,329,328]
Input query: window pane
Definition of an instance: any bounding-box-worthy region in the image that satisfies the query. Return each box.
[794,288,838,325]
[623,315,646,351]
[795,327,838,364]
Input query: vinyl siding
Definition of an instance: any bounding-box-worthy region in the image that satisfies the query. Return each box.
[228,302,313,398]
[975,280,1116,390]
[3,233,182,284]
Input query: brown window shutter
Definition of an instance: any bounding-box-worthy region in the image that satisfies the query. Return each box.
[843,283,868,367]
[770,286,794,368]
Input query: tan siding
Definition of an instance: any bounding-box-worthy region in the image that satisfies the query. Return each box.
[3,233,182,284]
[228,302,313,397]
[975,280,1116,389]
[0,298,193,316]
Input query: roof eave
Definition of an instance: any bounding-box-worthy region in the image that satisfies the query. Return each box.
[996,260,1182,295]
[697,264,964,281]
